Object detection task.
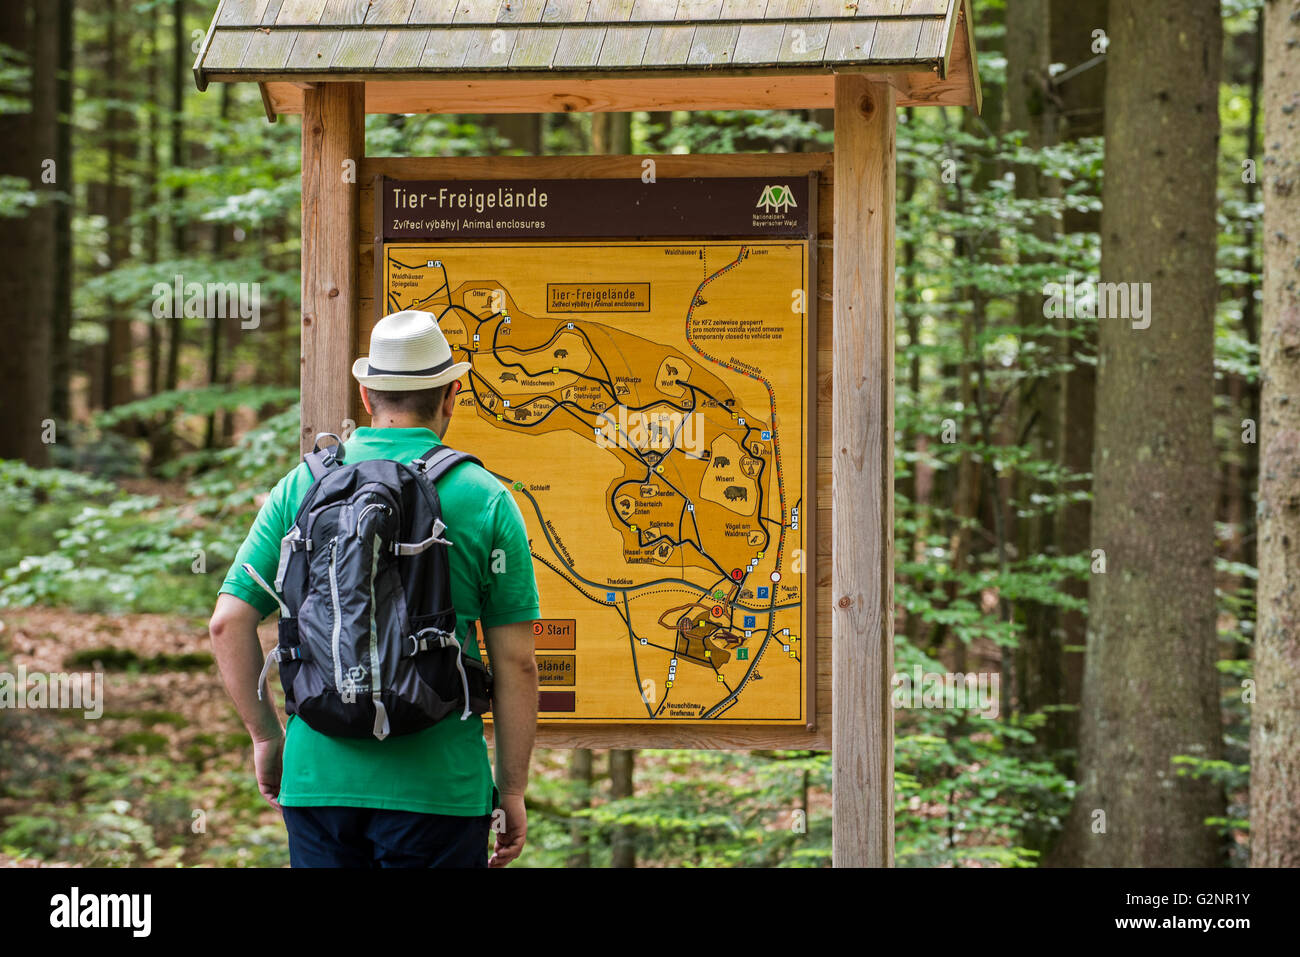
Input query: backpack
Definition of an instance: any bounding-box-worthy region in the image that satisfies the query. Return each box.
[244,432,492,740]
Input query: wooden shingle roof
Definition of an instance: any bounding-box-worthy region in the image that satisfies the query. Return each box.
[195,0,980,117]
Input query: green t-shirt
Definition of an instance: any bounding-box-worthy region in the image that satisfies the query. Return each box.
[219,426,539,816]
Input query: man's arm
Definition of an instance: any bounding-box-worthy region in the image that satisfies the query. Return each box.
[209,593,284,806]
[482,619,537,867]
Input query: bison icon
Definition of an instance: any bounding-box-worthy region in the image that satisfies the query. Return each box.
[724,485,748,502]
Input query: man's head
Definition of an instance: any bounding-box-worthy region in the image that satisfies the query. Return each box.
[352,311,470,436]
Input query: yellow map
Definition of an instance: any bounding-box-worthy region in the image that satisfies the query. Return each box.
[383,241,810,724]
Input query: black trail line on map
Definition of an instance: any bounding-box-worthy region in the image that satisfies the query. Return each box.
[390,249,799,720]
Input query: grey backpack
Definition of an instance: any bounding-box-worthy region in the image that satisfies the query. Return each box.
[245,433,492,740]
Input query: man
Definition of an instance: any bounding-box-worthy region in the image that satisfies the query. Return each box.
[209,310,540,868]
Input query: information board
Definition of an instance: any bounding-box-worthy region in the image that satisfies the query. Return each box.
[378,177,816,726]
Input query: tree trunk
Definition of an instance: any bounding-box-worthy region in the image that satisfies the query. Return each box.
[1073,0,1224,867]
[591,112,632,155]
[164,0,186,393]
[50,0,74,423]
[486,113,542,155]
[0,1,52,464]
[566,748,592,868]
[1049,0,1107,783]
[609,747,636,868]
[1250,0,1300,868]
[204,84,232,450]
[1007,0,1064,743]
[102,0,133,412]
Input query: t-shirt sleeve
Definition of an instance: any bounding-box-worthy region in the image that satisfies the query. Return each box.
[477,487,541,629]
[218,468,299,619]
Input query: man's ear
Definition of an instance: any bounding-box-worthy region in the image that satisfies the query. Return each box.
[360,385,374,416]
[442,381,461,419]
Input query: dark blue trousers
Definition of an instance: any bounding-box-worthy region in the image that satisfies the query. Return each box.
[282,805,492,868]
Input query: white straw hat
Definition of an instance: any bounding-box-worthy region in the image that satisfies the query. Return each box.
[352,310,471,391]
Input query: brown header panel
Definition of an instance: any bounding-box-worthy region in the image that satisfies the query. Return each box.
[381,177,810,240]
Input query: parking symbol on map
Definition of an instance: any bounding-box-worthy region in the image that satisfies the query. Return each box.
[757,587,769,599]
[744,615,756,628]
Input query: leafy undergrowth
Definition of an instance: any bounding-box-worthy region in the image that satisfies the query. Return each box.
[0,606,838,868]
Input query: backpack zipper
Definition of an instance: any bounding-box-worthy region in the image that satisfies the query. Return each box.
[369,532,390,740]
[328,539,343,694]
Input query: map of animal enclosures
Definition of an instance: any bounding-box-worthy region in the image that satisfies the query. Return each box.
[382,240,812,725]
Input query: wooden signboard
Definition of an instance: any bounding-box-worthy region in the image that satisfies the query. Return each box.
[372,168,818,733]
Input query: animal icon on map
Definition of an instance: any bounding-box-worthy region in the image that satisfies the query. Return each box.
[554,348,568,358]
[724,485,748,502]
[499,372,519,383]
[712,456,730,469]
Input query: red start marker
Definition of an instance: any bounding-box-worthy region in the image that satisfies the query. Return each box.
[711,605,724,617]
[731,568,743,581]
[532,622,543,635]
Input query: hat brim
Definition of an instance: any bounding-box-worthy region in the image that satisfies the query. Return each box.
[352,356,472,391]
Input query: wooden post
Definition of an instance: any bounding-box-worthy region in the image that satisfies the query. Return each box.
[831,75,896,867]
[300,82,363,453]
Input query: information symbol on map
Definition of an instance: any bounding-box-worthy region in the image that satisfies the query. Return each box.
[473,334,480,341]
[566,322,574,329]
[427,261,435,268]
[782,628,790,636]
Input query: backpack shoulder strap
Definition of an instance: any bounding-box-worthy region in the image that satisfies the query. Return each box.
[303,432,346,482]
[415,444,481,484]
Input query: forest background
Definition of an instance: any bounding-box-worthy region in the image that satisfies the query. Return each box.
[0,0,1296,868]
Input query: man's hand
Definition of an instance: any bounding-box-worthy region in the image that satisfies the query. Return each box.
[489,791,527,867]
[253,734,284,810]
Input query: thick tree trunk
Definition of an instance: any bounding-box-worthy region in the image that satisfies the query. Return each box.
[0,1,52,464]
[1250,0,1300,868]
[1073,0,1224,867]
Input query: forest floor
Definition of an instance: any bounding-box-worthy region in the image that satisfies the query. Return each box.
[0,604,831,867]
